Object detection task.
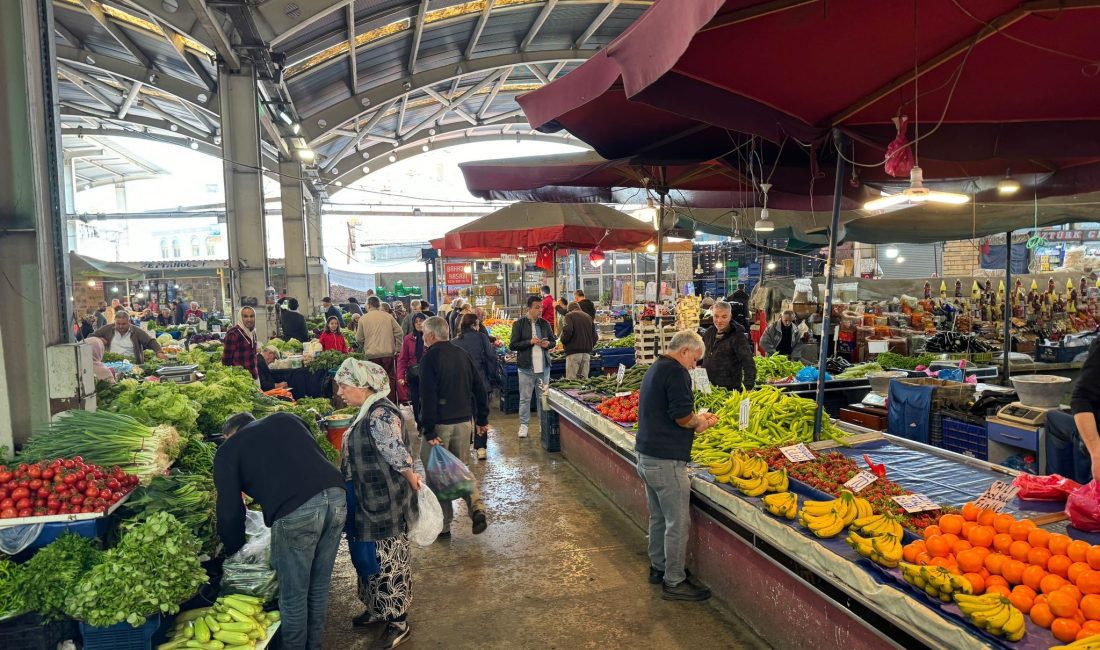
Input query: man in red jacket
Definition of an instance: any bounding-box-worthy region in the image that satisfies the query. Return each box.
[540,285,556,329]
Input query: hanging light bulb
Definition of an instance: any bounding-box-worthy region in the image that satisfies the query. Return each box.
[714,260,723,270]
[755,183,775,232]
[462,264,472,274]
[111,286,119,293]
[896,256,906,263]
[694,264,704,274]
[646,243,656,253]
[87,279,96,287]
[997,169,1021,195]
[767,261,777,271]
[884,245,900,259]
[496,272,503,280]
[729,231,742,244]
[588,248,605,267]
[863,166,969,210]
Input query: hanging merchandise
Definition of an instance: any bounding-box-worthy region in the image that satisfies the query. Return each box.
[535,243,555,271]
[884,116,915,178]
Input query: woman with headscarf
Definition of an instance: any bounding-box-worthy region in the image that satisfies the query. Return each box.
[221,306,259,379]
[396,312,428,423]
[319,316,349,353]
[86,336,116,384]
[334,359,420,649]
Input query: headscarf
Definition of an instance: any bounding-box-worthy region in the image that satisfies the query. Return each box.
[412,311,428,360]
[235,307,256,345]
[334,357,391,426]
[86,337,116,384]
[261,345,280,358]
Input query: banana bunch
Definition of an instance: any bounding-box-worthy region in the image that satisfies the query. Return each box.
[851,513,904,539]
[954,593,1026,641]
[765,469,789,493]
[900,562,973,603]
[799,490,873,537]
[1052,636,1100,649]
[733,474,769,497]
[707,451,768,485]
[762,492,798,519]
[847,531,903,567]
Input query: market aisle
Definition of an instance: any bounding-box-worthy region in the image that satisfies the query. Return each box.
[322,408,770,649]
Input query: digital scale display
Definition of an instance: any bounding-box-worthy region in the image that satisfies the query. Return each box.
[996,402,1056,426]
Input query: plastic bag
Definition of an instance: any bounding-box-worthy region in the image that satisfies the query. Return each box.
[409,484,444,547]
[425,444,474,501]
[1016,473,1081,501]
[1066,480,1100,532]
[222,509,278,600]
[0,522,44,556]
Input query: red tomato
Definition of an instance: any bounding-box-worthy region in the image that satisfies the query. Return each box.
[17,508,31,517]
[41,469,54,480]
[0,508,15,518]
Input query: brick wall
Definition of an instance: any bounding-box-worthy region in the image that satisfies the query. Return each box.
[943,239,981,277]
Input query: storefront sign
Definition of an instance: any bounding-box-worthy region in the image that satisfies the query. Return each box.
[1037,229,1100,242]
[444,263,472,285]
[973,481,1020,513]
[138,260,231,270]
[779,443,816,463]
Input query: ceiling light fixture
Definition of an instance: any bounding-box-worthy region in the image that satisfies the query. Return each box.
[646,243,656,253]
[766,261,777,271]
[388,154,397,163]
[755,183,775,232]
[87,280,96,287]
[863,167,969,211]
[896,256,906,263]
[884,245,900,259]
[295,148,315,162]
[997,170,1021,195]
[714,261,723,270]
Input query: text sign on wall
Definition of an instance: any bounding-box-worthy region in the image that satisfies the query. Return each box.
[444,263,472,285]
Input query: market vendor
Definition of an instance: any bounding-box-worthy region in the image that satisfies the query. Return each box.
[1046,338,1100,483]
[760,310,805,359]
[92,310,167,361]
[221,306,259,379]
[701,301,756,390]
[257,345,289,392]
[636,330,718,601]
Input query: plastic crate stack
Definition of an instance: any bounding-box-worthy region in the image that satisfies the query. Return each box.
[634,322,676,365]
[940,409,988,460]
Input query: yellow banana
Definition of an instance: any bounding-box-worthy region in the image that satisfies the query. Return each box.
[810,511,845,538]
[846,531,875,558]
[854,514,883,530]
[853,497,874,519]
[1002,607,1025,642]
[708,458,733,475]
[734,475,768,497]
[983,603,1012,634]
[1050,636,1100,649]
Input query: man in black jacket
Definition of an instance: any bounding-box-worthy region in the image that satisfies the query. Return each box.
[573,289,597,321]
[214,412,345,649]
[279,297,310,342]
[418,316,489,536]
[322,297,344,328]
[560,302,597,379]
[509,295,556,438]
[701,301,756,390]
[1046,338,1100,483]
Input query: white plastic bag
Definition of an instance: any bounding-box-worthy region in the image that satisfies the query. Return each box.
[409,484,443,547]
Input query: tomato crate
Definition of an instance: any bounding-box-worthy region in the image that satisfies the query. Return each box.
[0,612,78,650]
[80,614,161,650]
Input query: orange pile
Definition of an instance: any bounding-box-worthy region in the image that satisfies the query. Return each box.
[901,503,1100,643]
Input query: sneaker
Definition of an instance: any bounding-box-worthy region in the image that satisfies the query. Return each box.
[661,580,711,601]
[648,567,664,585]
[471,510,488,535]
[518,424,528,438]
[476,448,487,460]
[370,622,410,649]
[352,611,383,627]
[436,530,451,541]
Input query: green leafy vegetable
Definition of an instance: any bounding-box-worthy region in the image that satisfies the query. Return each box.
[307,350,348,373]
[0,556,25,619]
[875,351,938,371]
[102,352,127,362]
[121,471,219,556]
[21,410,180,479]
[19,533,103,622]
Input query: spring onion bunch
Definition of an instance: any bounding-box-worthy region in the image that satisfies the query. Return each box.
[21,410,180,480]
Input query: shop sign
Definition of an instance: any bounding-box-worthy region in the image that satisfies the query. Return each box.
[1037,229,1100,242]
[138,260,230,270]
[444,263,472,285]
[972,481,1020,513]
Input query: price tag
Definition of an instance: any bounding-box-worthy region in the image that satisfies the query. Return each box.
[616,363,627,386]
[212,324,221,333]
[779,443,815,463]
[844,470,879,493]
[972,480,1020,513]
[738,398,751,430]
[614,391,632,397]
[892,494,941,513]
[690,368,712,394]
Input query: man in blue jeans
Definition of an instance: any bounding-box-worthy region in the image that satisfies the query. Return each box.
[215,412,346,650]
[635,330,718,601]
[509,295,556,438]
[1045,339,1100,483]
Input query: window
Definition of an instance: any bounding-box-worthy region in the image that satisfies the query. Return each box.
[191,236,200,257]
[172,238,181,257]
[160,239,169,258]
[206,237,217,256]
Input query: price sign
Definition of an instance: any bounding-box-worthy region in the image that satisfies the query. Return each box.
[738,398,751,431]
[844,470,879,493]
[779,443,815,463]
[972,481,1020,513]
[690,368,713,394]
[892,494,941,513]
[616,363,627,386]
[614,391,632,397]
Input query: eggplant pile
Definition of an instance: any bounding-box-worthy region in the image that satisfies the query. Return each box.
[924,331,995,354]
[825,357,852,374]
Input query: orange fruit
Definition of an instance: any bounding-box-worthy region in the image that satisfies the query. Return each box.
[1020,519,1038,530]
[960,521,978,540]
[987,575,1010,589]
[1009,540,1032,562]
[1084,614,1100,631]
[1023,565,1049,591]
[1078,610,1088,625]
[1032,603,1056,628]
[1003,559,1027,585]
[902,541,925,564]
[1030,547,1054,570]
[1078,621,1100,641]
[1079,570,1100,595]
[968,526,994,549]
[1069,540,1091,563]
[1051,555,1075,578]
[1009,589,1035,614]
[939,514,964,535]
[922,525,942,541]
[952,539,973,555]
[985,553,1007,576]
[926,535,951,558]
[1036,594,1050,607]
[1087,546,1100,571]
[978,509,997,527]
[956,549,985,574]
[1051,534,1073,557]
[963,572,986,595]
[1009,520,1033,541]
[1043,574,1071,595]
[994,513,1017,534]
[914,552,932,566]
[1051,590,1081,618]
[1071,562,1093,584]
[1030,528,1053,549]
[1062,584,1086,603]
[1053,617,1083,643]
[972,546,992,560]
[992,533,1014,554]
[940,533,960,547]
[961,502,981,521]
[986,583,1012,597]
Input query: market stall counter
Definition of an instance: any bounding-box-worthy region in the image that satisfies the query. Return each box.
[547,387,1094,650]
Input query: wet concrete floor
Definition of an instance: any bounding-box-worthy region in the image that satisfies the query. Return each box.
[322,407,770,649]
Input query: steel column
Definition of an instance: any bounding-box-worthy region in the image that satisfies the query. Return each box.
[813,130,848,441]
[279,160,309,302]
[305,191,327,313]
[219,61,273,338]
[1002,231,1013,384]
[0,0,71,447]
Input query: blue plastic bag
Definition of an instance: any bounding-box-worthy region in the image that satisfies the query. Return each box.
[425,445,474,500]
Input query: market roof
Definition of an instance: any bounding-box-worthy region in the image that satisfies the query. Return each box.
[52,1,649,190]
[62,133,166,190]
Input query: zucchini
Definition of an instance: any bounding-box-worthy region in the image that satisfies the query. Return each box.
[194,616,211,643]
[217,622,254,633]
[213,630,251,645]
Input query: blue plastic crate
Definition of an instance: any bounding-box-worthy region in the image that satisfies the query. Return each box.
[29,517,107,550]
[499,389,537,414]
[80,615,160,650]
[942,416,988,461]
[539,408,560,452]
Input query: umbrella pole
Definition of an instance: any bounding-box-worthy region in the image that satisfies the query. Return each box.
[553,244,559,303]
[813,129,848,442]
[1002,231,1012,384]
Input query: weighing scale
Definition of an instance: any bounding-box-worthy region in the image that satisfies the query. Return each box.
[156,364,200,384]
[861,391,888,408]
[995,402,1058,426]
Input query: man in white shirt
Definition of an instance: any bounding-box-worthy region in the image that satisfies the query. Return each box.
[508,296,556,438]
[92,311,166,361]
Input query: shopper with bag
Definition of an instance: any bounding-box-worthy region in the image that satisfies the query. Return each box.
[334,358,422,650]
[396,313,428,425]
[214,412,346,650]
[417,316,490,537]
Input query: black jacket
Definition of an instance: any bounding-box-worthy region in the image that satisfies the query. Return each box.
[509,317,556,370]
[418,341,489,439]
[701,323,756,390]
[452,330,501,390]
[560,310,597,355]
[325,305,344,327]
[257,354,277,391]
[576,298,597,322]
[1071,338,1100,416]
[281,309,309,342]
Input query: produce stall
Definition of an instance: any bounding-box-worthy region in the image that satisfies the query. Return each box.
[546,377,1100,649]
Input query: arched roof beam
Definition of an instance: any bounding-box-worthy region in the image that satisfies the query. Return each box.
[56,45,216,113]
